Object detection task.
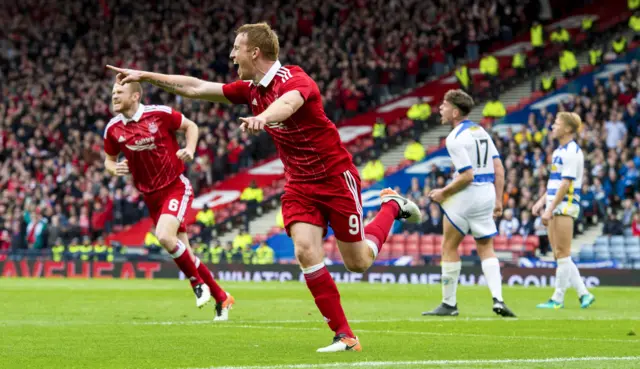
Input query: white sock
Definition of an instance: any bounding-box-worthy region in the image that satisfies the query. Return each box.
[441,261,461,306]
[481,257,503,302]
[365,239,379,259]
[170,240,186,259]
[551,257,571,303]
[568,259,589,297]
[301,263,325,274]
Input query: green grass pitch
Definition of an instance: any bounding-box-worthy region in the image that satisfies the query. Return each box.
[1,279,638,369]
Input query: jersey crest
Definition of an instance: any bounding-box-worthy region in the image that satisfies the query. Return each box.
[148,121,158,134]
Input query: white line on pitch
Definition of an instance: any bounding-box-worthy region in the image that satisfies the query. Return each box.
[3,315,640,327]
[182,356,640,369]
[200,324,639,344]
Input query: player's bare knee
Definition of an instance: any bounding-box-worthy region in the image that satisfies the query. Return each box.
[441,240,459,256]
[156,231,177,249]
[294,239,321,267]
[555,247,571,259]
[475,240,495,260]
[343,258,369,273]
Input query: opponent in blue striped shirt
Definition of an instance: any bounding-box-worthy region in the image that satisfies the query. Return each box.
[532,112,595,309]
[424,89,516,318]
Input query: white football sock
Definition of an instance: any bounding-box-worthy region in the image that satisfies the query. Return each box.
[481,257,503,302]
[441,261,461,306]
[568,259,589,297]
[551,257,571,303]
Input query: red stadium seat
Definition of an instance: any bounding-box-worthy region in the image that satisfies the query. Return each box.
[268,226,283,237]
[506,105,519,114]
[420,234,435,246]
[406,242,419,255]
[510,243,525,253]
[390,234,406,245]
[420,243,435,255]
[557,77,568,87]
[494,236,508,251]
[519,96,534,106]
[377,247,391,260]
[531,91,544,100]
[385,165,399,176]
[462,244,475,256]
[332,249,343,262]
[406,233,419,244]
[323,241,334,255]
[480,117,494,128]
[434,235,443,246]
[254,234,268,244]
[526,237,540,252]
[509,235,524,246]
[462,235,475,246]
[391,242,406,255]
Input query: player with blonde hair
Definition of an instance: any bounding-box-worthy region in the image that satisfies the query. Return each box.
[107,22,421,352]
[532,112,595,309]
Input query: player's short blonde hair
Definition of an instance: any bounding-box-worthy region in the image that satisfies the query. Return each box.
[444,89,474,116]
[129,82,143,101]
[557,112,582,133]
[236,22,280,61]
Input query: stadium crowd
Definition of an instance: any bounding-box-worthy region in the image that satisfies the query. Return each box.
[1,0,549,250]
[391,59,640,254]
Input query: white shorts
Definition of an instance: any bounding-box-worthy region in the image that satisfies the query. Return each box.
[440,184,497,239]
[547,200,580,219]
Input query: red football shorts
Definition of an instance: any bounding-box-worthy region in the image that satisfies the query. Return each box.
[281,166,364,242]
[144,174,193,233]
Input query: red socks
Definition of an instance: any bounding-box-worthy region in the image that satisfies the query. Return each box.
[169,240,203,287]
[195,257,227,303]
[303,264,354,338]
[364,201,399,255]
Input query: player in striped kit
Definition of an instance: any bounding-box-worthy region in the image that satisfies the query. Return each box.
[532,112,595,309]
[423,90,516,318]
[104,81,235,320]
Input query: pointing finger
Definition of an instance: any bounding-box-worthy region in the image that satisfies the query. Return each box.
[106,65,124,73]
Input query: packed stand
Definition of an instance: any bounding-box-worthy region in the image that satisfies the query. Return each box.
[0,0,549,251]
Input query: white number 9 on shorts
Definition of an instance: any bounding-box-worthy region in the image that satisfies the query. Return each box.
[168,199,180,212]
[348,214,360,235]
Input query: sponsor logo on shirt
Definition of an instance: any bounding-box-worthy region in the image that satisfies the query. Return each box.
[126,137,157,151]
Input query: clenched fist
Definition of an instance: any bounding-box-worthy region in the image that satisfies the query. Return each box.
[176,148,194,162]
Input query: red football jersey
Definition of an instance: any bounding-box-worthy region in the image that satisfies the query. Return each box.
[103,104,185,194]
[222,61,353,182]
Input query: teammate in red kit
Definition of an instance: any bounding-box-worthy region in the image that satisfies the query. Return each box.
[103,81,235,320]
[106,22,421,352]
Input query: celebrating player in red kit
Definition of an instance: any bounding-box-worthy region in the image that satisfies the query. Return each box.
[103,81,234,321]
[107,22,421,352]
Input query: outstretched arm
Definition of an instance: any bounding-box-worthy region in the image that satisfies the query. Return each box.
[106,65,231,103]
